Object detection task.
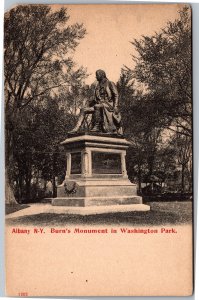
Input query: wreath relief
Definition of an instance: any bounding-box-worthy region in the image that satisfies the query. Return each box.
[64,181,77,195]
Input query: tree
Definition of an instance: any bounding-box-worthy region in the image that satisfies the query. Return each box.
[118,6,192,194]
[172,133,192,192]
[4,5,87,203]
[11,93,79,203]
[131,6,191,137]
[117,69,164,190]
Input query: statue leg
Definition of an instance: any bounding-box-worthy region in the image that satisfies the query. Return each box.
[90,104,103,132]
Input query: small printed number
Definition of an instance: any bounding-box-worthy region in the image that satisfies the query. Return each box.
[18,292,28,297]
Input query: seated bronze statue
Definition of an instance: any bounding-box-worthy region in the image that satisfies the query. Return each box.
[70,69,123,135]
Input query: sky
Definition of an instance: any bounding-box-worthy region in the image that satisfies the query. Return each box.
[53,4,183,84]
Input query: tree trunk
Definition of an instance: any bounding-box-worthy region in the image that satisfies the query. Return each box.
[52,176,57,198]
[5,169,18,204]
[18,175,23,202]
[188,161,192,192]
[52,153,57,198]
[181,163,185,193]
[5,122,18,204]
[148,154,155,178]
[25,180,31,202]
[25,169,32,202]
[137,163,142,194]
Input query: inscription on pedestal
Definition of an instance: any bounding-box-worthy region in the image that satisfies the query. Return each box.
[71,152,81,174]
[92,152,122,174]
[54,134,147,210]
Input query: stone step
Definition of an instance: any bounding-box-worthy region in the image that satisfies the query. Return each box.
[52,196,142,207]
[48,204,150,215]
[40,198,53,203]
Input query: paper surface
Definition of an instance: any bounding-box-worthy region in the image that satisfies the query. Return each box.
[6,223,192,296]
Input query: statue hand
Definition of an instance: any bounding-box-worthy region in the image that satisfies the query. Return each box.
[80,107,88,113]
[114,107,119,114]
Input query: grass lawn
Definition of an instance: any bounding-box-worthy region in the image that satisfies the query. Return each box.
[6,204,30,215]
[6,201,192,226]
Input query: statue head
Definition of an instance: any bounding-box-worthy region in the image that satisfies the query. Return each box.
[96,69,107,82]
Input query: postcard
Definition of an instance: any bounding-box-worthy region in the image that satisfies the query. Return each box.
[5,3,193,296]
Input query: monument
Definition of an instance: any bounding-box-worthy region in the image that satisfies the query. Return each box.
[52,70,150,213]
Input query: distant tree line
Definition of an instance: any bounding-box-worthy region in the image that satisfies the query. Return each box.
[4,5,192,203]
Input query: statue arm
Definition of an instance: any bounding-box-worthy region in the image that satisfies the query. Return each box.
[109,81,119,109]
[95,84,101,102]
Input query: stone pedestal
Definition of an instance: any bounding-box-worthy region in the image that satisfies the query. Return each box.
[52,133,150,213]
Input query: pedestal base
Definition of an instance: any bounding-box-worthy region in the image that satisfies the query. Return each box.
[50,204,150,215]
[52,195,142,206]
[53,178,142,207]
[53,133,150,213]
